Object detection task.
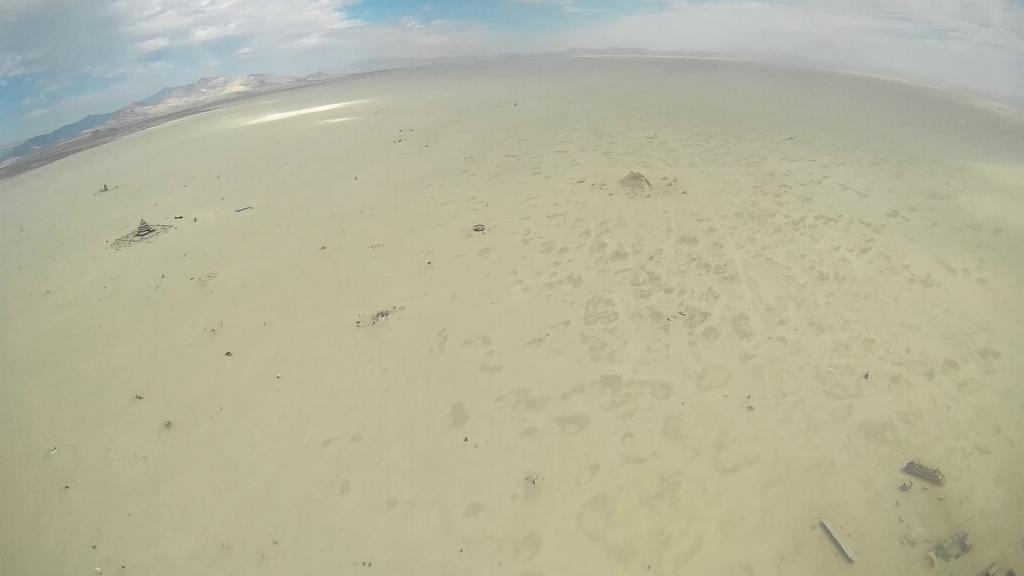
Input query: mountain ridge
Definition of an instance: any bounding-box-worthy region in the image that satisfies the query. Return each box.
[1,72,330,165]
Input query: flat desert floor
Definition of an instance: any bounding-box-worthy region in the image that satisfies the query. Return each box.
[1,58,1023,575]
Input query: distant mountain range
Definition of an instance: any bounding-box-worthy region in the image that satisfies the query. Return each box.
[1,73,331,166]
[1,50,730,171]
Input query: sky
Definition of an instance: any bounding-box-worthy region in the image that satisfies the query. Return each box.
[1,0,1023,144]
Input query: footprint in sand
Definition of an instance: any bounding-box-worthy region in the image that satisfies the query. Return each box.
[449,402,469,429]
[514,532,543,562]
[554,414,591,436]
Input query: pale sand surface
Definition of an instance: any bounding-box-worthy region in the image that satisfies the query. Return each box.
[1,58,1023,574]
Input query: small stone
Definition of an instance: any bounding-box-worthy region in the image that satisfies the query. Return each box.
[746,405,754,411]
[135,394,145,400]
[224,351,233,357]
[899,480,913,492]
[163,420,173,429]
[472,224,485,232]
[95,567,103,575]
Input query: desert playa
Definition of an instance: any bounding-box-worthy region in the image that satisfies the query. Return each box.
[1,58,1023,575]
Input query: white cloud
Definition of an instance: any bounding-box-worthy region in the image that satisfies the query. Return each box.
[137,37,170,52]
[25,106,52,118]
[0,53,29,77]
[0,0,126,75]
[115,0,364,54]
[554,0,1024,104]
[4,0,1024,143]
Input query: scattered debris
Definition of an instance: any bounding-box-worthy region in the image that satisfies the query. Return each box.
[903,460,946,486]
[224,351,233,357]
[110,218,172,249]
[619,171,653,191]
[47,446,58,456]
[981,561,1017,576]
[355,306,403,328]
[174,215,183,219]
[472,224,486,232]
[931,531,971,563]
[191,273,218,287]
[234,206,253,213]
[899,480,913,492]
[135,394,145,400]
[94,183,120,196]
[863,371,870,380]
[820,520,856,564]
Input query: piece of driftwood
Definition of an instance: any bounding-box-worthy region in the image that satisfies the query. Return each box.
[820,520,856,564]
[903,461,946,486]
